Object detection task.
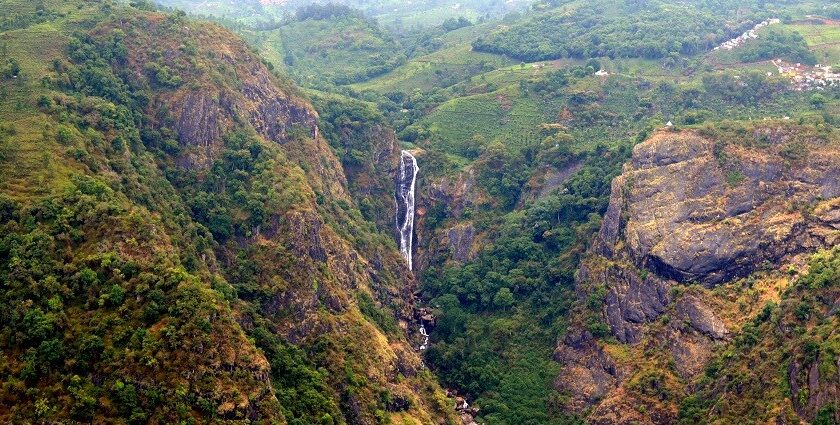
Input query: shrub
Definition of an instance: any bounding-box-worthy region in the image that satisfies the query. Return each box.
[1,58,20,79]
[726,169,745,187]
[144,62,182,88]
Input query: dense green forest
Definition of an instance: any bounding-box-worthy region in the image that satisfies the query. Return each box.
[2,0,840,423]
[472,0,746,61]
[739,29,817,64]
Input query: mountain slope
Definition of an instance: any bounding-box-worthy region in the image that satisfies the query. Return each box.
[0,1,455,423]
[682,247,839,423]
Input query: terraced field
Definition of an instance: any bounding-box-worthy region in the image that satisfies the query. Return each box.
[409,85,549,156]
[352,23,515,93]
[353,44,514,92]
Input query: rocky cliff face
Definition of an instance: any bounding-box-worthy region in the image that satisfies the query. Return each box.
[337,123,402,232]
[414,149,585,271]
[555,126,840,423]
[414,165,485,270]
[110,15,349,201]
[594,130,840,287]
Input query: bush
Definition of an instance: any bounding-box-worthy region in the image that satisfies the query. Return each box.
[144,62,182,88]
[56,125,74,145]
[1,58,20,79]
[726,169,745,187]
[357,292,401,336]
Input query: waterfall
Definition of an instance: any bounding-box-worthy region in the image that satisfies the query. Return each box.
[395,150,418,270]
[419,324,429,350]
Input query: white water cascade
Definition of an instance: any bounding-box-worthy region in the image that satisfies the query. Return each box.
[395,150,419,270]
[419,324,429,351]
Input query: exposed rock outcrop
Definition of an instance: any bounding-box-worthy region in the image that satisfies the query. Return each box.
[587,387,677,425]
[113,16,350,201]
[176,90,223,149]
[554,329,629,412]
[519,160,584,205]
[556,126,840,422]
[673,295,728,340]
[415,167,483,270]
[585,128,840,345]
[578,260,672,344]
[446,223,476,262]
[336,124,401,232]
[594,130,840,287]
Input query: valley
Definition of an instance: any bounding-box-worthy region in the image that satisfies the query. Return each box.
[1,0,839,424]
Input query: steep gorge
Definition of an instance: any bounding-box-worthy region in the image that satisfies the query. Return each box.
[4,1,840,424]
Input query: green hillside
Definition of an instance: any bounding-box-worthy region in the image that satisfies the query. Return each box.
[0,0,456,423]
[2,0,840,424]
[156,0,529,28]
[263,10,405,86]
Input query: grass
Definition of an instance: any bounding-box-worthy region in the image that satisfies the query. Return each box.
[437,22,506,46]
[478,63,547,85]
[259,17,402,86]
[0,9,90,199]
[785,22,840,65]
[351,23,516,93]
[353,44,514,92]
[787,22,840,45]
[414,84,548,155]
[255,29,286,71]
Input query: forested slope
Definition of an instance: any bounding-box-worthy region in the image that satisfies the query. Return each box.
[0,1,455,423]
[3,0,840,424]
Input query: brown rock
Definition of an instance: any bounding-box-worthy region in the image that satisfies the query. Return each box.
[674,295,728,340]
[446,223,476,262]
[556,127,840,421]
[554,329,628,412]
[596,130,840,287]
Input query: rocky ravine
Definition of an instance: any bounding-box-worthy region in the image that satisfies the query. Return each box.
[555,127,840,423]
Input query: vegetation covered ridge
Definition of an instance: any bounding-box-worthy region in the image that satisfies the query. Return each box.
[0,0,456,423]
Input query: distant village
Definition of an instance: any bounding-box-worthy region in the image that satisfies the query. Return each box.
[712,17,840,91]
[570,16,840,92]
[773,59,840,90]
[714,18,781,51]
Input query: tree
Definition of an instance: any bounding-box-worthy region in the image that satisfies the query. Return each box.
[493,288,514,311]
[442,17,472,32]
[2,58,20,79]
[475,142,527,210]
[810,93,827,109]
[284,51,296,66]
[129,0,156,10]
